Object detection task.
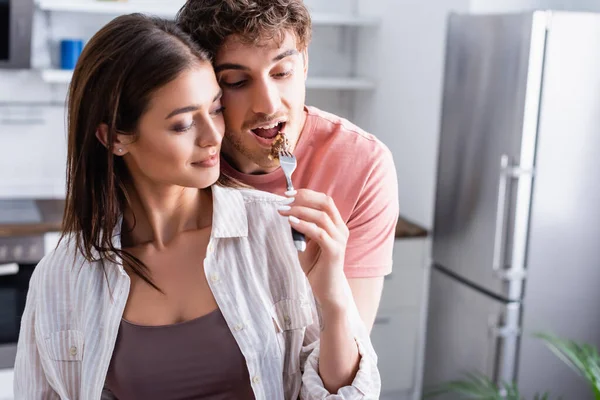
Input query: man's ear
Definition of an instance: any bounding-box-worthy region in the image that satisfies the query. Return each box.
[301,48,309,79]
[95,123,129,156]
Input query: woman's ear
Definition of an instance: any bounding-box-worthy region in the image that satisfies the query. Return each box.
[95,123,129,156]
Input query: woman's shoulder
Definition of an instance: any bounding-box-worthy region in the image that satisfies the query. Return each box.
[30,235,102,293]
[34,235,80,274]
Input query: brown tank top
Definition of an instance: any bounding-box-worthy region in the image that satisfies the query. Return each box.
[104,308,256,400]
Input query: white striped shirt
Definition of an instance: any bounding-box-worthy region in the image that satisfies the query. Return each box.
[13,185,380,399]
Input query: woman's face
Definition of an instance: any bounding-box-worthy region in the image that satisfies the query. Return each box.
[119,63,225,190]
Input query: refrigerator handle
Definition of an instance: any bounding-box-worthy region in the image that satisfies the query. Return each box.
[487,304,521,388]
[492,155,535,278]
[486,314,500,384]
[492,155,511,273]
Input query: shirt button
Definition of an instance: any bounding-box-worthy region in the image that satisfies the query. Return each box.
[284,315,292,327]
[210,274,220,283]
[233,323,244,332]
[252,376,260,384]
[69,346,78,357]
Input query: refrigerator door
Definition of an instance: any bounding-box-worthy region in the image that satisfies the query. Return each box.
[432,12,546,300]
[517,11,600,400]
[423,267,521,398]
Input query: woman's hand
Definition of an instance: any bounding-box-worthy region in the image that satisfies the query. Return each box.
[277,189,350,311]
[278,189,363,392]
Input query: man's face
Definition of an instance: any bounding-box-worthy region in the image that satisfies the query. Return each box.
[214,30,308,174]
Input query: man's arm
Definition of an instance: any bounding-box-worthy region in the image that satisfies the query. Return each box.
[343,140,398,332]
[348,277,384,333]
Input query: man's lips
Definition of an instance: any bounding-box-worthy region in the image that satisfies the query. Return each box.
[251,121,285,139]
[250,120,285,139]
[250,120,285,130]
[247,122,287,148]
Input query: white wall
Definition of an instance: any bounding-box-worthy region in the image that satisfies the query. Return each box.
[471,0,600,13]
[352,0,470,230]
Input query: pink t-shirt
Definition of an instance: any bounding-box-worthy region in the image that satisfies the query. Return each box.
[221,106,399,278]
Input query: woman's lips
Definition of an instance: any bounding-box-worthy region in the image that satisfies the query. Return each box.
[192,154,219,168]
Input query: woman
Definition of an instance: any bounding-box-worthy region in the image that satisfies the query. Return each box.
[13,14,379,400]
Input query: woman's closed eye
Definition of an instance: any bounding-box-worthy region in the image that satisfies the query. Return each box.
[172,121,196,133]
[210,106,226,117]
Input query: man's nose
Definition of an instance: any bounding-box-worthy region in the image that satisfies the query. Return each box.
[251,80,281,116]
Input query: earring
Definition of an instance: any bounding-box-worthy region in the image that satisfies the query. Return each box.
[118,148,123,153]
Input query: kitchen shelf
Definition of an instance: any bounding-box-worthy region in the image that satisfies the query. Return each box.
[39,69,376,90]
[40,69,72,84]
[306,77,376,90]
[36,0,380,26]
[308,13,380,27]
[37,0,178,18]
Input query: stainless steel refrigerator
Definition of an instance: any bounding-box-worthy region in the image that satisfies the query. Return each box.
[423,10,600,399]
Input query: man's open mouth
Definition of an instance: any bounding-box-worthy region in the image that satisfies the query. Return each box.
[251,121,286,140]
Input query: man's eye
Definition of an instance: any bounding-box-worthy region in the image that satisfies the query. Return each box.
[274,71,292,78]
[222,80,246,88]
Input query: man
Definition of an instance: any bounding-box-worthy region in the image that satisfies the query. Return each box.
[177,0,399,332]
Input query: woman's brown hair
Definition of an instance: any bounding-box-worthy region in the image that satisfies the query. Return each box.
[62,13,239,289]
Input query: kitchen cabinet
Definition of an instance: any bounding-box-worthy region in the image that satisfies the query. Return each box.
[35,1,379,95]
[0,105,66,198]
[0,369,13,400]
[371,237,429,399]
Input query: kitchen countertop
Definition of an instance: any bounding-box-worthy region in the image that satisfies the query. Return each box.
[395,215,428,239]
[0,199,64,237]
[0,199,428,239]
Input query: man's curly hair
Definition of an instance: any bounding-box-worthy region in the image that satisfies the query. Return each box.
[176,0,312,59]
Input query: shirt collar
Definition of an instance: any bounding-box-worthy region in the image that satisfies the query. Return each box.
[209,184,249,238]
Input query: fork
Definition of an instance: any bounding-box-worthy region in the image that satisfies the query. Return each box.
[279,150,307,252]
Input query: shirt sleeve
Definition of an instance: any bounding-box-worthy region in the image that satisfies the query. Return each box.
[344,143,399,278]
[13,268,60,399]
[299,282,381,399]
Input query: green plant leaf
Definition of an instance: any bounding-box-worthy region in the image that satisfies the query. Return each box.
[423,371,519,399]
[422,332,600,400]
[535,332,600,400]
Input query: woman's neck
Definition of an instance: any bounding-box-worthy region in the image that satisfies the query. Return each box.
[120,183,213,250]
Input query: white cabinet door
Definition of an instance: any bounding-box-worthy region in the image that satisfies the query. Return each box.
[0,369,13,400]
[379,239,428,313]
[374,238,430,397]
[371,310,420,394]
[0,106,67,198]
